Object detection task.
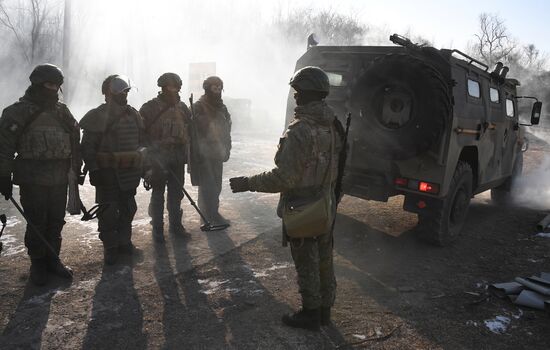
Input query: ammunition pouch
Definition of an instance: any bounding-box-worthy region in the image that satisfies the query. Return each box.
[96,151,142,169]
[18,126,72,160]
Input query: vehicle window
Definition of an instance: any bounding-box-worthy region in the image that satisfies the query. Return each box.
[326,72,345,87]
[467,79,480,98]
[490,88,500,103]
[506,99,515,117]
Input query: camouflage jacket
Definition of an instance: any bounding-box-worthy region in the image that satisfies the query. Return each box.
[248,101,344,216]
[193,95,232,161]
[0,90,81,186]
[80,102,145,191]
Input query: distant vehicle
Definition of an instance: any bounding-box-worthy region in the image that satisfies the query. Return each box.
[287,34,543,246]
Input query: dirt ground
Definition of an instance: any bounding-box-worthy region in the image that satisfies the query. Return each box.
[1,130,550,349]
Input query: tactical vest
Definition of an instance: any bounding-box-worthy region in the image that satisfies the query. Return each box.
[150,104,188,146]
[295,120,339,189]
[17,110,72,160]
[115,112,142,190]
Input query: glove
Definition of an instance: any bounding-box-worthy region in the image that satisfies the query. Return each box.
[89,168,117,187]
[0,176,13,200]
[229,176,249,193]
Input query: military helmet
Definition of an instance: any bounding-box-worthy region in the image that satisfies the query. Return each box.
[289,66,330,93]
[101,74,131,95]
[157,72,182,88]
[29,64,64,86]
[203,76,223,90]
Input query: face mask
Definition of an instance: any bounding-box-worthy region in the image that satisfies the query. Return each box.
[294,90,325,106]
[113,93,128,106]
[161,90,180,105]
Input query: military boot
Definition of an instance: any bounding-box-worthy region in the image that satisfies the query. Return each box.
[47,258,73,279]
[103,247,119,265]
[119,243,140,255]
[320,307,331,326]
[168,208,186,236]
[29,258,49,286]
[282,308,321,331]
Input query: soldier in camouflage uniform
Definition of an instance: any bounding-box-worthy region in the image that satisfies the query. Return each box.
[0,64,80,286]
[192,76,232,224]
[140,73,192,242]
[230,67,343,330]
[80,75,145,265]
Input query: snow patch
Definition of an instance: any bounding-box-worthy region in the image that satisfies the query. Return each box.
[198,279,229,295]
[484,316,511,334]
[252,263,291,278]
[352,334,366,340]
[536,232,550,238]
[466,320,478,327]
[0,233,25,256]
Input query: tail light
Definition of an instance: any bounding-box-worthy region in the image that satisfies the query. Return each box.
[395,177,440,195]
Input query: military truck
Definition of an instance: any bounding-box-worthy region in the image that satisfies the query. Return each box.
[286,34,542,246]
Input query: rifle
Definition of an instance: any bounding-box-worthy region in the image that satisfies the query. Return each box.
[334,113,351,203]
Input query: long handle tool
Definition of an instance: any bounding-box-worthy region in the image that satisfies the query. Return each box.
[9,196,61,261]
[153,158,229,231]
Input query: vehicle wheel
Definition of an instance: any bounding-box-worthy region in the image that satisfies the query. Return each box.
[417,161,473,246]
[491,152,523,205]
[350,54,451,160]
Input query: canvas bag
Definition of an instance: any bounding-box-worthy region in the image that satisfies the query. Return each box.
[283,125,335,238]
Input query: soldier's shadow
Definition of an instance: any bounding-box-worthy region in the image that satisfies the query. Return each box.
[1,277,71,348]
[82,262,147,350]
[152,234,227,349]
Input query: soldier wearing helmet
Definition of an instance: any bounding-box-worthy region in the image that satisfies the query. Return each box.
[0,63,81,285]
[139,73,192,242]
[80,74,146,265]
[191,75,232,224]
[230,66,344,330]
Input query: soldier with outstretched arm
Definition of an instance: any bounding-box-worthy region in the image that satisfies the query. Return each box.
[230,67,344,330]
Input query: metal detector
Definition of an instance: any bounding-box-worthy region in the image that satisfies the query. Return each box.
[152,158,229,232]
[79,201,108,221]
[9,197,61,261]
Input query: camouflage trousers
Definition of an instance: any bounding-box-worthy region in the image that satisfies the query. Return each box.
[197,159,223,220]
[148,159,185,230]
[289,229,336,309]
[96,187,137,249]
[20,184,67,259]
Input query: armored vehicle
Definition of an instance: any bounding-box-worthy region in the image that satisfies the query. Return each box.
[286,34,542,246]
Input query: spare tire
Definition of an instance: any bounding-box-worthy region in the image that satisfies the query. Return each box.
[351,54,451,160]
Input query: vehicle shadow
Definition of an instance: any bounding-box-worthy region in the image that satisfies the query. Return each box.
[81,262,147,350]
[331,199,550,349]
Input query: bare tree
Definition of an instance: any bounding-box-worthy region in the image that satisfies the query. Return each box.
[273,8,368,46]
[469,13,516,67]
[0,0,63,67]
[519,44,547,73]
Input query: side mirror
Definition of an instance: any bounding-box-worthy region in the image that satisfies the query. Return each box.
[531,101,542,125]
